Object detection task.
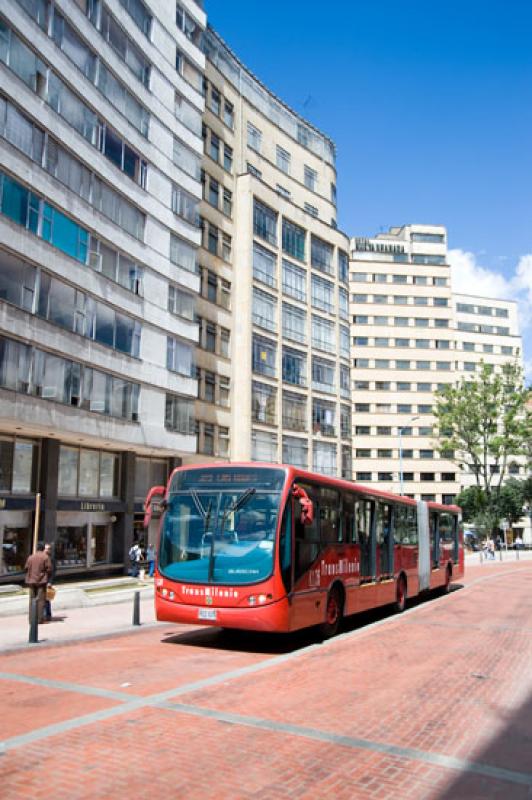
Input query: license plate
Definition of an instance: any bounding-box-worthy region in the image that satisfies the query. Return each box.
[198,608,217,621]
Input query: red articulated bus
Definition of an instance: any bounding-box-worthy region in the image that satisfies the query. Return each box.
[144,462,464,637]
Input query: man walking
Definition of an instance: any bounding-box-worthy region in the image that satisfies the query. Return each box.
[25,543,52,624]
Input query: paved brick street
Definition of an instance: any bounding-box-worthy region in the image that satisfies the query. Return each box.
[2,559,532,799]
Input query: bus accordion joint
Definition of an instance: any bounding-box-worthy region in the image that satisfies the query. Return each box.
[292,484,314,526]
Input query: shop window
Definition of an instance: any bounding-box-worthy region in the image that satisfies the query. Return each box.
[56,526,87,567]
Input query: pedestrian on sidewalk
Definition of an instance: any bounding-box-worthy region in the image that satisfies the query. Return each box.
[43,543,56,620]
[146,543,156,578]
[488,538,496,560]
[25,543,52,624]
[129,542,142,577]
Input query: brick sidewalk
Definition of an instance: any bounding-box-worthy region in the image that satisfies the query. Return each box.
[1,560,532,799]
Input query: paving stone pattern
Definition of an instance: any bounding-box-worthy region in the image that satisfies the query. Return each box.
[1,560,532,799]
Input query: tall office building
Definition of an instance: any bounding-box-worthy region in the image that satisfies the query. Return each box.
[350,224,525,509]
[0,0,206,578]
[194,28,352,478]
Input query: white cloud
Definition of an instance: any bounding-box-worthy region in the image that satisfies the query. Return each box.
[448,249,532,383]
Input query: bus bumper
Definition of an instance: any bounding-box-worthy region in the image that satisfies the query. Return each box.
[156,594,291,633]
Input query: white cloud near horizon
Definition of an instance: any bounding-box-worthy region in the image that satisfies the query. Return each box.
[447,249,532,383]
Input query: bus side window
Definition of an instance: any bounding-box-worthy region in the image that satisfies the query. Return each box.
[394,505,407,545]
[343,493,356,543]
[319,487,340,545]
[407,507,418,545]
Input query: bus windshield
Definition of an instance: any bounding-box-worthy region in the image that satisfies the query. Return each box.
[159,467,285,585]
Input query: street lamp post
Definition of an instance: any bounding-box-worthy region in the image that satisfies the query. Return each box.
[398,417,419,496]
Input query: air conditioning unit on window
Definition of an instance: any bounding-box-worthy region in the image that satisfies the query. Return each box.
[42,386,57,399]
[131,412,139,422]
[90,400,105,412]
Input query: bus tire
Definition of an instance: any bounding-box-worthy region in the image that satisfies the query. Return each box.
[395,574,407,613]
[320,585,343,639]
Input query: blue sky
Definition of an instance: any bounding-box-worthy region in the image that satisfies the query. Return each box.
[207,0,532,378]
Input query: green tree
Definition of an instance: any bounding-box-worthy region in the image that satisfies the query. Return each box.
[497,478,527,528]
[434,362,532,500]
[455,486,487,523]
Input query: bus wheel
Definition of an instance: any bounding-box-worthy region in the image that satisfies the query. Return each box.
[395,575,407,613]
[320,586,343,639]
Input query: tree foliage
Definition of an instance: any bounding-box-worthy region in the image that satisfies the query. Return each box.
[434,362,532,497]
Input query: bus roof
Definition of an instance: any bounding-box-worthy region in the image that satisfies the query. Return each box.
[167,462,461,513]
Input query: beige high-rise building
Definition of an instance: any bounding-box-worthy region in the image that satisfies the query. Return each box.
[349,224,525,505]
[192,28,351,477]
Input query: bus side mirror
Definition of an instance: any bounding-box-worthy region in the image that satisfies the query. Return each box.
[144,485,166,528]
[292,485,314,526]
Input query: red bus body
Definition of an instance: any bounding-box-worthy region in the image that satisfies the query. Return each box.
[149,463,464,635]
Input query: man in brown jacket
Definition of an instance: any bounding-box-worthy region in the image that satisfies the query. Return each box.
[25,543,52,624]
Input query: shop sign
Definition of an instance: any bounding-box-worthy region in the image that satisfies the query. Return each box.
[80,502,106,512]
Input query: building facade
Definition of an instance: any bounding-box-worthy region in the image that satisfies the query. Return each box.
[350,224,525,510]
[193,28,352,477]
[0,0,206,579]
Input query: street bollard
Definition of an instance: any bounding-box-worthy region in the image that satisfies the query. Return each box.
[29,597,38,644]
[132,590,140,626]
[499,549,502,561]
[479,550,483,565]
[516,548,520,561]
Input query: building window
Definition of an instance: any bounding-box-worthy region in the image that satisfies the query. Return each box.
[254,199,277,246]
[311,236,333,274]
[276,145,291,174]
[165,394,195,434]
[253,243,277,288]
[209,131,220,162]
[312,315,335,352]
[283,436,308,469]
[172,184,199,225]
[312,356,335,393]
[209,86,221,116]
[218,427,230,457]
[253,288,277,332]
[340,406,351,439]
[282,259,306,302]
[247,122,262,152]
[313,442,336,476]
[252,334,276,377]
[282,219,306,262]
[252,381,276,425]
[312,399,336,437]
[252,430,277,462]
[224,143,233,172]
[311,275,334,313]
[282,347,306,387]
[223,100,234,129]
[168,285,195,320]
[304,165,317,191]
[282,392,307,432]
[338,251,349,283]
[167,336,194,376]
[282,303,306,343]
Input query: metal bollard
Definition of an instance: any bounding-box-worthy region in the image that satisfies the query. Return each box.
[132,590,141,626]
[499,549,502,561]
[479,550,483,565]
[516,548,520,561]
[29,597,38,644]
